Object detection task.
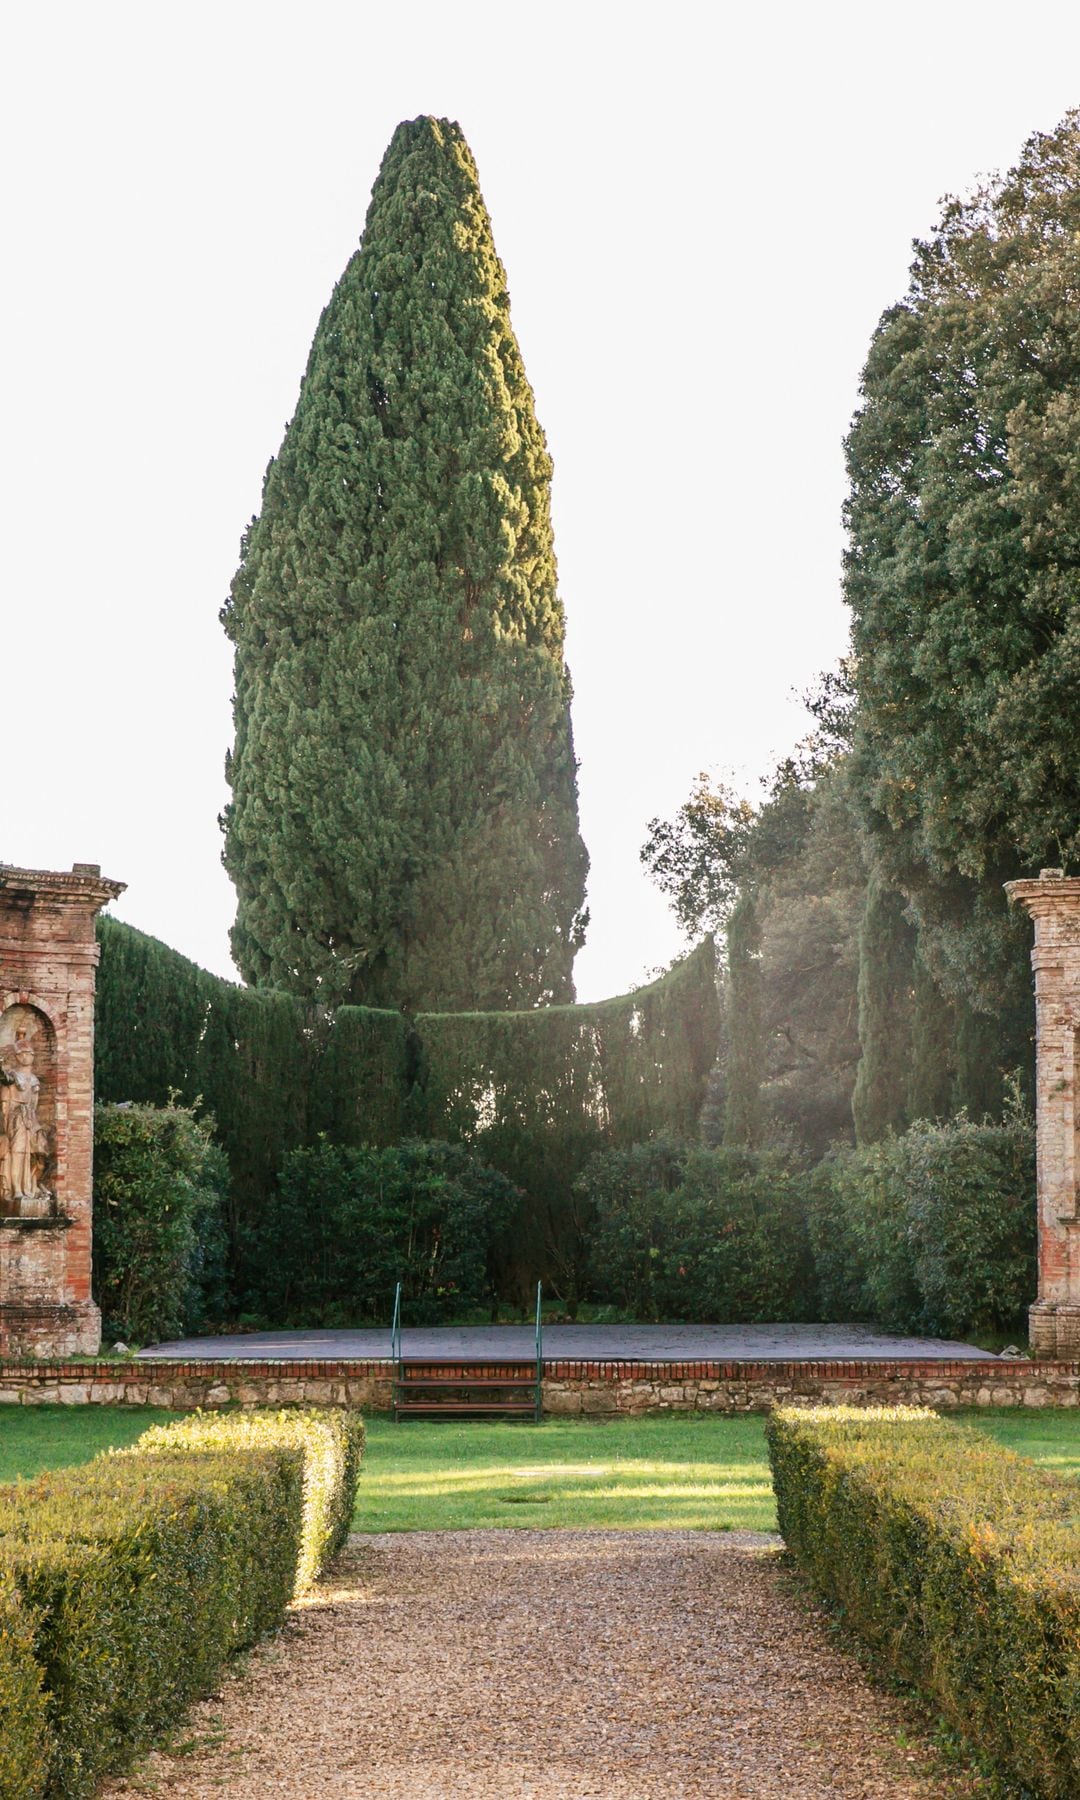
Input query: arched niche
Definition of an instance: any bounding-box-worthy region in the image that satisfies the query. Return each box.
[0,1003,56,1217]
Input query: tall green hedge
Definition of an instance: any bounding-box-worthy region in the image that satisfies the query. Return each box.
[95,920,720,1307]
[414,944,719,1299]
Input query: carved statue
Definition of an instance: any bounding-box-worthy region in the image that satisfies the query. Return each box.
[0,1031,51,1212]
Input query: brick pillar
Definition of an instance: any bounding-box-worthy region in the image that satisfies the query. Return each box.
[0,864,125,1358]
[1006,870,1080,1357]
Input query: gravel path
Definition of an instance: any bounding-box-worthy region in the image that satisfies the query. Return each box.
[105,1531,972,1799]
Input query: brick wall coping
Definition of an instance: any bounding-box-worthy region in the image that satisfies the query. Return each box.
[3,1356,1077,1383]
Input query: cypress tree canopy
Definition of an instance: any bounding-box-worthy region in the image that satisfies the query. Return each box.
[222,117,588,1011]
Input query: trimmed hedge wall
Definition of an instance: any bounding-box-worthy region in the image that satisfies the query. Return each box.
[768,1406,1080,1798]
[0,1407,363,1798]
[133,1408,365,1592]
[3,1448,301,1798]
[0,1575,49,1800]
[95,919,719,1306]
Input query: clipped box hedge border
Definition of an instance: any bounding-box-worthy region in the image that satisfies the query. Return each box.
[767,1405,1080,1798]
[133,1406,365,1591]
[0,1406,363,1799]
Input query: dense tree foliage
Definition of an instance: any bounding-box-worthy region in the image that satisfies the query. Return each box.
[222,116,588,1010]
[249,1139,521,1326]
[844,111,1080,1019]
[578,1140,817,1322]
[644,758,864,1157]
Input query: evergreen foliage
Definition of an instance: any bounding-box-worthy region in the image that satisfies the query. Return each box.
[808,1107,1035,1336]
[844,111,1080,1025]
[769,1407,1080,1799]
[578,1140,818,1322]
[643,759,864,1158]
[721,893,764,1148]
[95,919,719,1313]
[221,116,588,1011]
[417,941,720,1305]
[249,1139,520,1327]
[851,870,915,1144]
[92,1102,228,1344]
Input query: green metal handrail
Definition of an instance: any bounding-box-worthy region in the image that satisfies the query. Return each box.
[391,1280,402,1369]
[534,1280,543,1421]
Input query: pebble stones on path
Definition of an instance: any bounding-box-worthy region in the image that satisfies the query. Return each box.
[105,1531,972,1799]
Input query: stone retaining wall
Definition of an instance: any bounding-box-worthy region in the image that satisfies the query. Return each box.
[0,1356,1077,1410]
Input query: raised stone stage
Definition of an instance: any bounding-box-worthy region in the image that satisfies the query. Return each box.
[136,1322,999,1363]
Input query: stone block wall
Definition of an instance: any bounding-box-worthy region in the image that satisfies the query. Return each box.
[0,1356,1075,1411]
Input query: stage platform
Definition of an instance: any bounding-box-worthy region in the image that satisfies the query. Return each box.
[138,1322,1000,1363]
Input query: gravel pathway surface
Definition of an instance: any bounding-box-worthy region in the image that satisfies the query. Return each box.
[105,1531,972,1799]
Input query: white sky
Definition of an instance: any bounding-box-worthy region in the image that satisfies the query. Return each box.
[4,2,1080,1002]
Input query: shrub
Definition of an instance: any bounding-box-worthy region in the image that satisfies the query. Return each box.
[0,1574,49,1800]
[251,1139,521,1326]
[803,1153,869,1321]
[809,1110,1036,1336]
[900,1113,1035,1337]
[133,1408,364,1592]
[0,1446,301,1798]
[580,1141,818,1322]
[93,1101,228,1343]
[767,1405,1080,1798]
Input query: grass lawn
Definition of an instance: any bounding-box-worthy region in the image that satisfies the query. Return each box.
[0,1406,180,1483]
[356,1414,775,1531]
[966,1408,1080,1479]
[0,1405,1077,1535]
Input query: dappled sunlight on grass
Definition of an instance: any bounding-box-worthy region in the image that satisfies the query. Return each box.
[355,1416,777,1532]
[967,1409,1080,1479]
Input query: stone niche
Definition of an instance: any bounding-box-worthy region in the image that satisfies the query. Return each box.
[0,863,124,1358]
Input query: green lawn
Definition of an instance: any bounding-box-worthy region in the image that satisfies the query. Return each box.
[0,1405,1076,1535]
[356,1414,774,1531]
[0,1406,181,1483]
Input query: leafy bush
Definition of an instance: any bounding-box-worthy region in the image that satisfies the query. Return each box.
[579,1141,818,1322]
[0,1574,49,1800]
[93,1101,228,1343]
[768,1405,1080,1798]
[0,1445,302,1798]
[134,1408,364,1592]
[807,1109,1035,1336]
[251,1138,521,1326]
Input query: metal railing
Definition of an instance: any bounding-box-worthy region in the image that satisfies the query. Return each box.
[534,1280,543,1421]
[390,1279,402,1369]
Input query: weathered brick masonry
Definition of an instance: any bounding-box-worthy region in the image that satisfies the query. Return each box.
[0,1357,1075,1411]
[0,864,124,1357]
[1007,873,1080,1355]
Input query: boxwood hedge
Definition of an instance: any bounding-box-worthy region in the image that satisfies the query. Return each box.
[0,1406,363,1798]
[768,1405,1080,1798]
[133,1407,365,1591]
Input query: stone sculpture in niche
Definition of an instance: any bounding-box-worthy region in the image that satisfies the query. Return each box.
[0,863,124,1356]
[0,1028,51,1216]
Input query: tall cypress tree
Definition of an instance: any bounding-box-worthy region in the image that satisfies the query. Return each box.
[852,870,915,1145]
[722,892,765,1149]
[222,118,588,1011]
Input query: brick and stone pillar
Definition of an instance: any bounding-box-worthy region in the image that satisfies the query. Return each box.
[0,863,124,1358]
[1006,870,1080,1357]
